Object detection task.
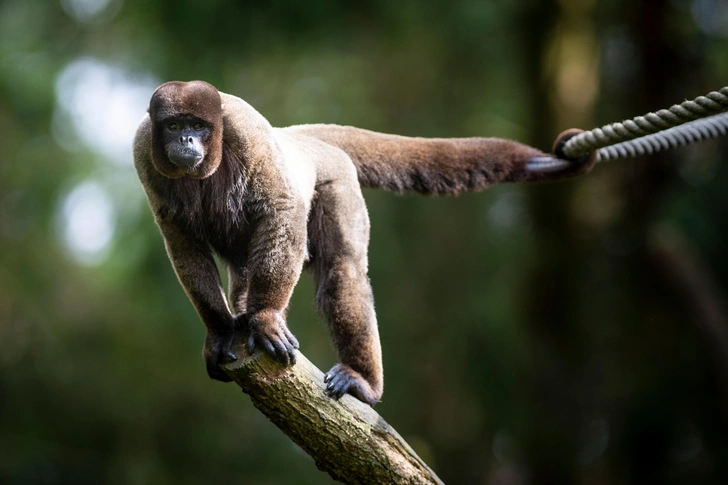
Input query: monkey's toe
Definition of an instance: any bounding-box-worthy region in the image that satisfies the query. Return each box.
[324,364,380,407]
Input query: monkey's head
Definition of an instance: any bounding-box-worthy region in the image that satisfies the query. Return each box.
[149,80,224,179]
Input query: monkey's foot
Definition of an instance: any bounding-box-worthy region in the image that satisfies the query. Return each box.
[324,363,381,407]
[247,310,299,366]
[203,329,237,382]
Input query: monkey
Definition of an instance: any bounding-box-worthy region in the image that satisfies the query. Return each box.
[133,80,596,407]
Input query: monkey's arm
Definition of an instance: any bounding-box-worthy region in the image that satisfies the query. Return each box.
[284,125,595,195]
[157,218,238,381]
[242,197,308,366]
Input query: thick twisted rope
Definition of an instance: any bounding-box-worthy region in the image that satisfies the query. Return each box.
[562,87,728,161]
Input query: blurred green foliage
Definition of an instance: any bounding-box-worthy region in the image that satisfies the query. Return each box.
[1,0,728,484]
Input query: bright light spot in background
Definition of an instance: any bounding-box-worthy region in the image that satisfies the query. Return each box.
[60,0,123,24]
[60,180,115,266]
[53,58,158,265]
[487,191,531,235]
[54,58,158,166]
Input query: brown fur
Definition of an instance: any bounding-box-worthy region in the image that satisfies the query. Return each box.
[133,80,596,405]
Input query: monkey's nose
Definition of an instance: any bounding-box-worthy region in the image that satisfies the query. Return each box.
[180,135,194,144]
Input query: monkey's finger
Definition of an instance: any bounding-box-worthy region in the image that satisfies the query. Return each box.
[223,349,238,362]
[275,330,297,365]
[247,335,257,354]
[220,338,237,362]
[284,328,300,349]
[274,329,296,365]
[262,339,278,361]
[275,347,290,366]
[253,334,277,361]
[271,338,291,366]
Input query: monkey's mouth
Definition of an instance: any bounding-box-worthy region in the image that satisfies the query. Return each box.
[168,149,204,169]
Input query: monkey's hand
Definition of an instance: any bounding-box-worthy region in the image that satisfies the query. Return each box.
[247,309,300,366]
[203,328,237,383]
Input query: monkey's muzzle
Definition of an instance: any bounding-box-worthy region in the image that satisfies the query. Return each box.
[167,147,204,169]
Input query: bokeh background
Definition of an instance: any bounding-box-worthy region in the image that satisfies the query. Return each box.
[2,0,728,483]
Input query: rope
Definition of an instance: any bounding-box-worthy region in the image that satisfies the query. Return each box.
[562,87,728,161]
[594,112,728,161]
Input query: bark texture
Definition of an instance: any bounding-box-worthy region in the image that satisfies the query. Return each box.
[222,340,444,485]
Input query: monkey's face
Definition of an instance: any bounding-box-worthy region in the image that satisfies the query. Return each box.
[149,80,224,179]
[160,115,210,170]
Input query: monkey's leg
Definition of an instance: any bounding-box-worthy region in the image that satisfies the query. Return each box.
[310,182,383,406]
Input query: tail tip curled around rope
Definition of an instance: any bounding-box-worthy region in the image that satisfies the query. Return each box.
[552,128,599,175]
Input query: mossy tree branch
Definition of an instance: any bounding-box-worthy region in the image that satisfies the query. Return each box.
[221,339,444,485]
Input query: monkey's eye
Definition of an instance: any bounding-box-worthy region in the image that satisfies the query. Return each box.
[192,122,205,131]
[167,122,180,131]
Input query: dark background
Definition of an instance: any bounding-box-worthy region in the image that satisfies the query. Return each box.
[1,0,728,483]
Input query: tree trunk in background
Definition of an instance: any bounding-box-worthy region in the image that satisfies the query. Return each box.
[520,0,728,483]
[614,1,728,483]
[520,0,593,483]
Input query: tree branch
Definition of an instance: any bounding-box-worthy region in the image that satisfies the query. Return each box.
[221,338,444,485]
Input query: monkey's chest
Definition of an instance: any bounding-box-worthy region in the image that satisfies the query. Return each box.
[164,177,250,263]
[170,201,249,264]
[202,217,250,264]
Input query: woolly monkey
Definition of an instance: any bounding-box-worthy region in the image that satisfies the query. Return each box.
[133,80,595,406]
